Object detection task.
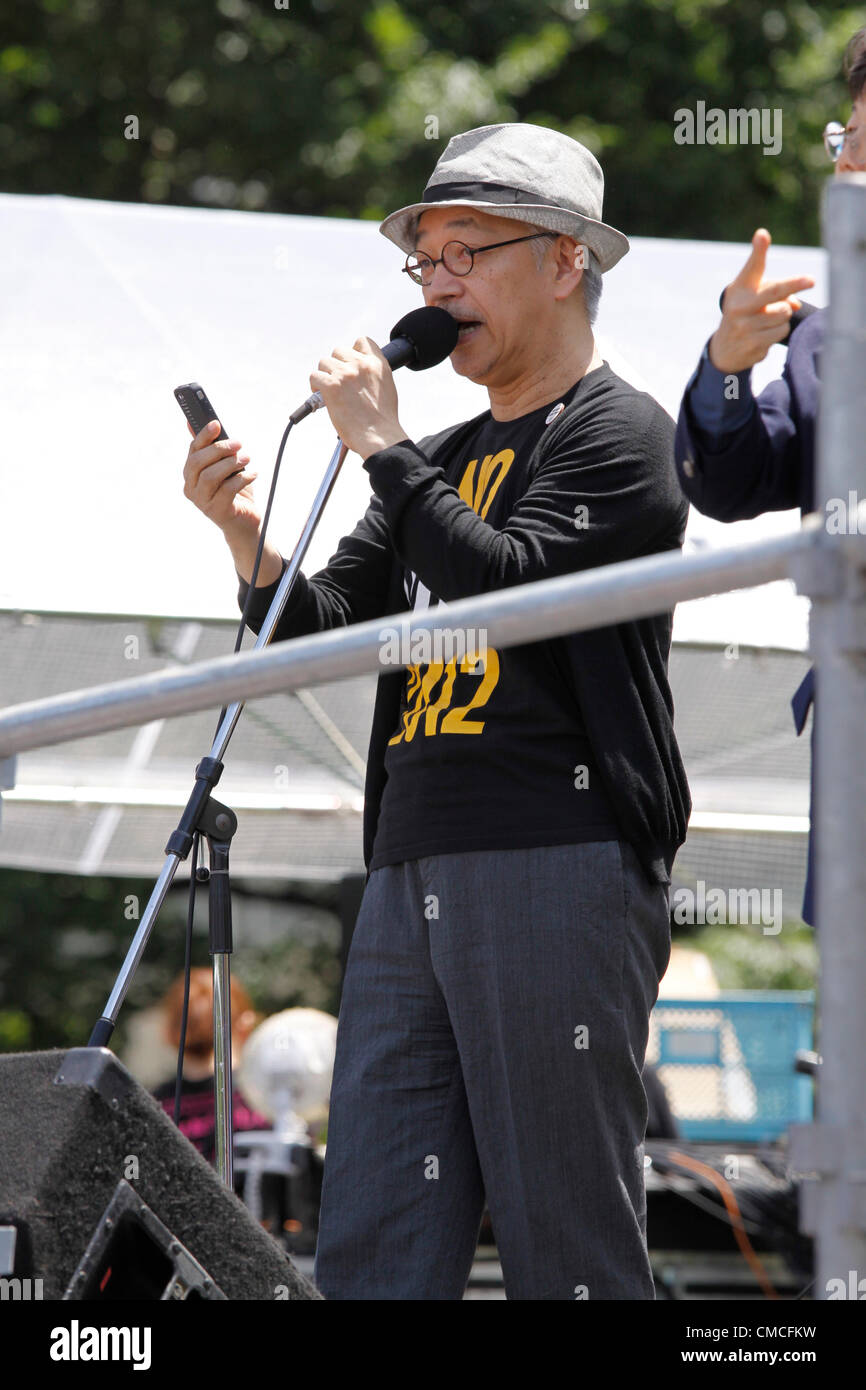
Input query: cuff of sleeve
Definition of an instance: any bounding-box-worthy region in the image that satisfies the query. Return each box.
[363,439,442,519]
[236,555,288,619]
[688,340,755,437]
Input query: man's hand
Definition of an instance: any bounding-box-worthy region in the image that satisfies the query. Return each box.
[183,419,258,532]
[182,420,283,586]
[708,229,815,374]
[310,337,408,458]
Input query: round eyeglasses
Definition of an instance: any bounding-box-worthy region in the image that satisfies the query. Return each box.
[403,233,557,286]
[823,120,865,163]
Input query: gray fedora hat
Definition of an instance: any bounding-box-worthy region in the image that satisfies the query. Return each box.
[379,122,629,273]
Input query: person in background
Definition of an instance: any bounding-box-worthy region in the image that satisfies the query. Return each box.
[152,967,269,1165]
[673,26,866,927]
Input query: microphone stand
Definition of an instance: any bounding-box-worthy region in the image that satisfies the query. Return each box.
[87,435,350,1188]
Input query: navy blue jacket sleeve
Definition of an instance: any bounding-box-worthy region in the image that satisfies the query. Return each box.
[675,374,803,520]
[673,310,823,521]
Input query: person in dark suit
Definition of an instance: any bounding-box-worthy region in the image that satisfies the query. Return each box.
[673,27,866,926]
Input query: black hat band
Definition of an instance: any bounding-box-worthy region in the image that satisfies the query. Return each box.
[422,179,568,208]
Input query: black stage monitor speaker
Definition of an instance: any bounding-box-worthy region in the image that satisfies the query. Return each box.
[0,1048,321,1300]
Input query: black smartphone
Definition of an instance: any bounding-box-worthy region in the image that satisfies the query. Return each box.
[174,381,228,441]
[175,382,244,479]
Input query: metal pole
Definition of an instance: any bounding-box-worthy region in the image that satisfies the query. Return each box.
[212,954,233,1189]
[85,437,349,1056]
[209,436,349,758]
[0,520,831,758]
[792,174,866,1298]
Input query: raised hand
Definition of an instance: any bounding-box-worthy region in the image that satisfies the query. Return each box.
[708,229,815,374]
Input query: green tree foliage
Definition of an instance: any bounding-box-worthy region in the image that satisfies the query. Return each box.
[0,0,861,244]
[0,0,834,1049]
[685,921,817,992]
[0,869,342,1054]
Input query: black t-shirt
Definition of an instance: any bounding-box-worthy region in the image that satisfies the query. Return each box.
[370,378,620,868]
[236,361,691,886]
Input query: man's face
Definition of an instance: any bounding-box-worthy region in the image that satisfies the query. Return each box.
[412,206,569,388]
[835,94,866,173]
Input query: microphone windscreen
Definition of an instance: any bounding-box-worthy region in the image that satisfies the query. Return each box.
[389,306,459,371]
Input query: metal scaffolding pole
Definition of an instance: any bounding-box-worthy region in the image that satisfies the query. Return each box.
[1,186,865,1292]
[0,521,825,758]
[791,174,866,1298]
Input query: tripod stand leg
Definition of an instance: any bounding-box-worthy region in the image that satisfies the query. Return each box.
[86,438,349,1181]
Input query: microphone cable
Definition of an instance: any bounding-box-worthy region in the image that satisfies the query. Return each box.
[168,305,457,1145]
[173,415,297,1148]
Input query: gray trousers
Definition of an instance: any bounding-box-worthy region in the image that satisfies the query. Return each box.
[313,839,671,1300]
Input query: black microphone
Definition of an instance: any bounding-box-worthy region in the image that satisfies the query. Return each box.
[289,306,459,424]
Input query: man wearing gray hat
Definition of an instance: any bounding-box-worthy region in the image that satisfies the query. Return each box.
[185,123,690,1299]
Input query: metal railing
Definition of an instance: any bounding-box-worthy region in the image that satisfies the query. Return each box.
[1,178,865,1296]
[0,519,830,755]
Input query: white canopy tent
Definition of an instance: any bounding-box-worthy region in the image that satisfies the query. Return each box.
[0,194,822,906]
[1,190,825,638]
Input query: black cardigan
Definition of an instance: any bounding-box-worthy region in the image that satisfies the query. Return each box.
[238,379,692,886]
